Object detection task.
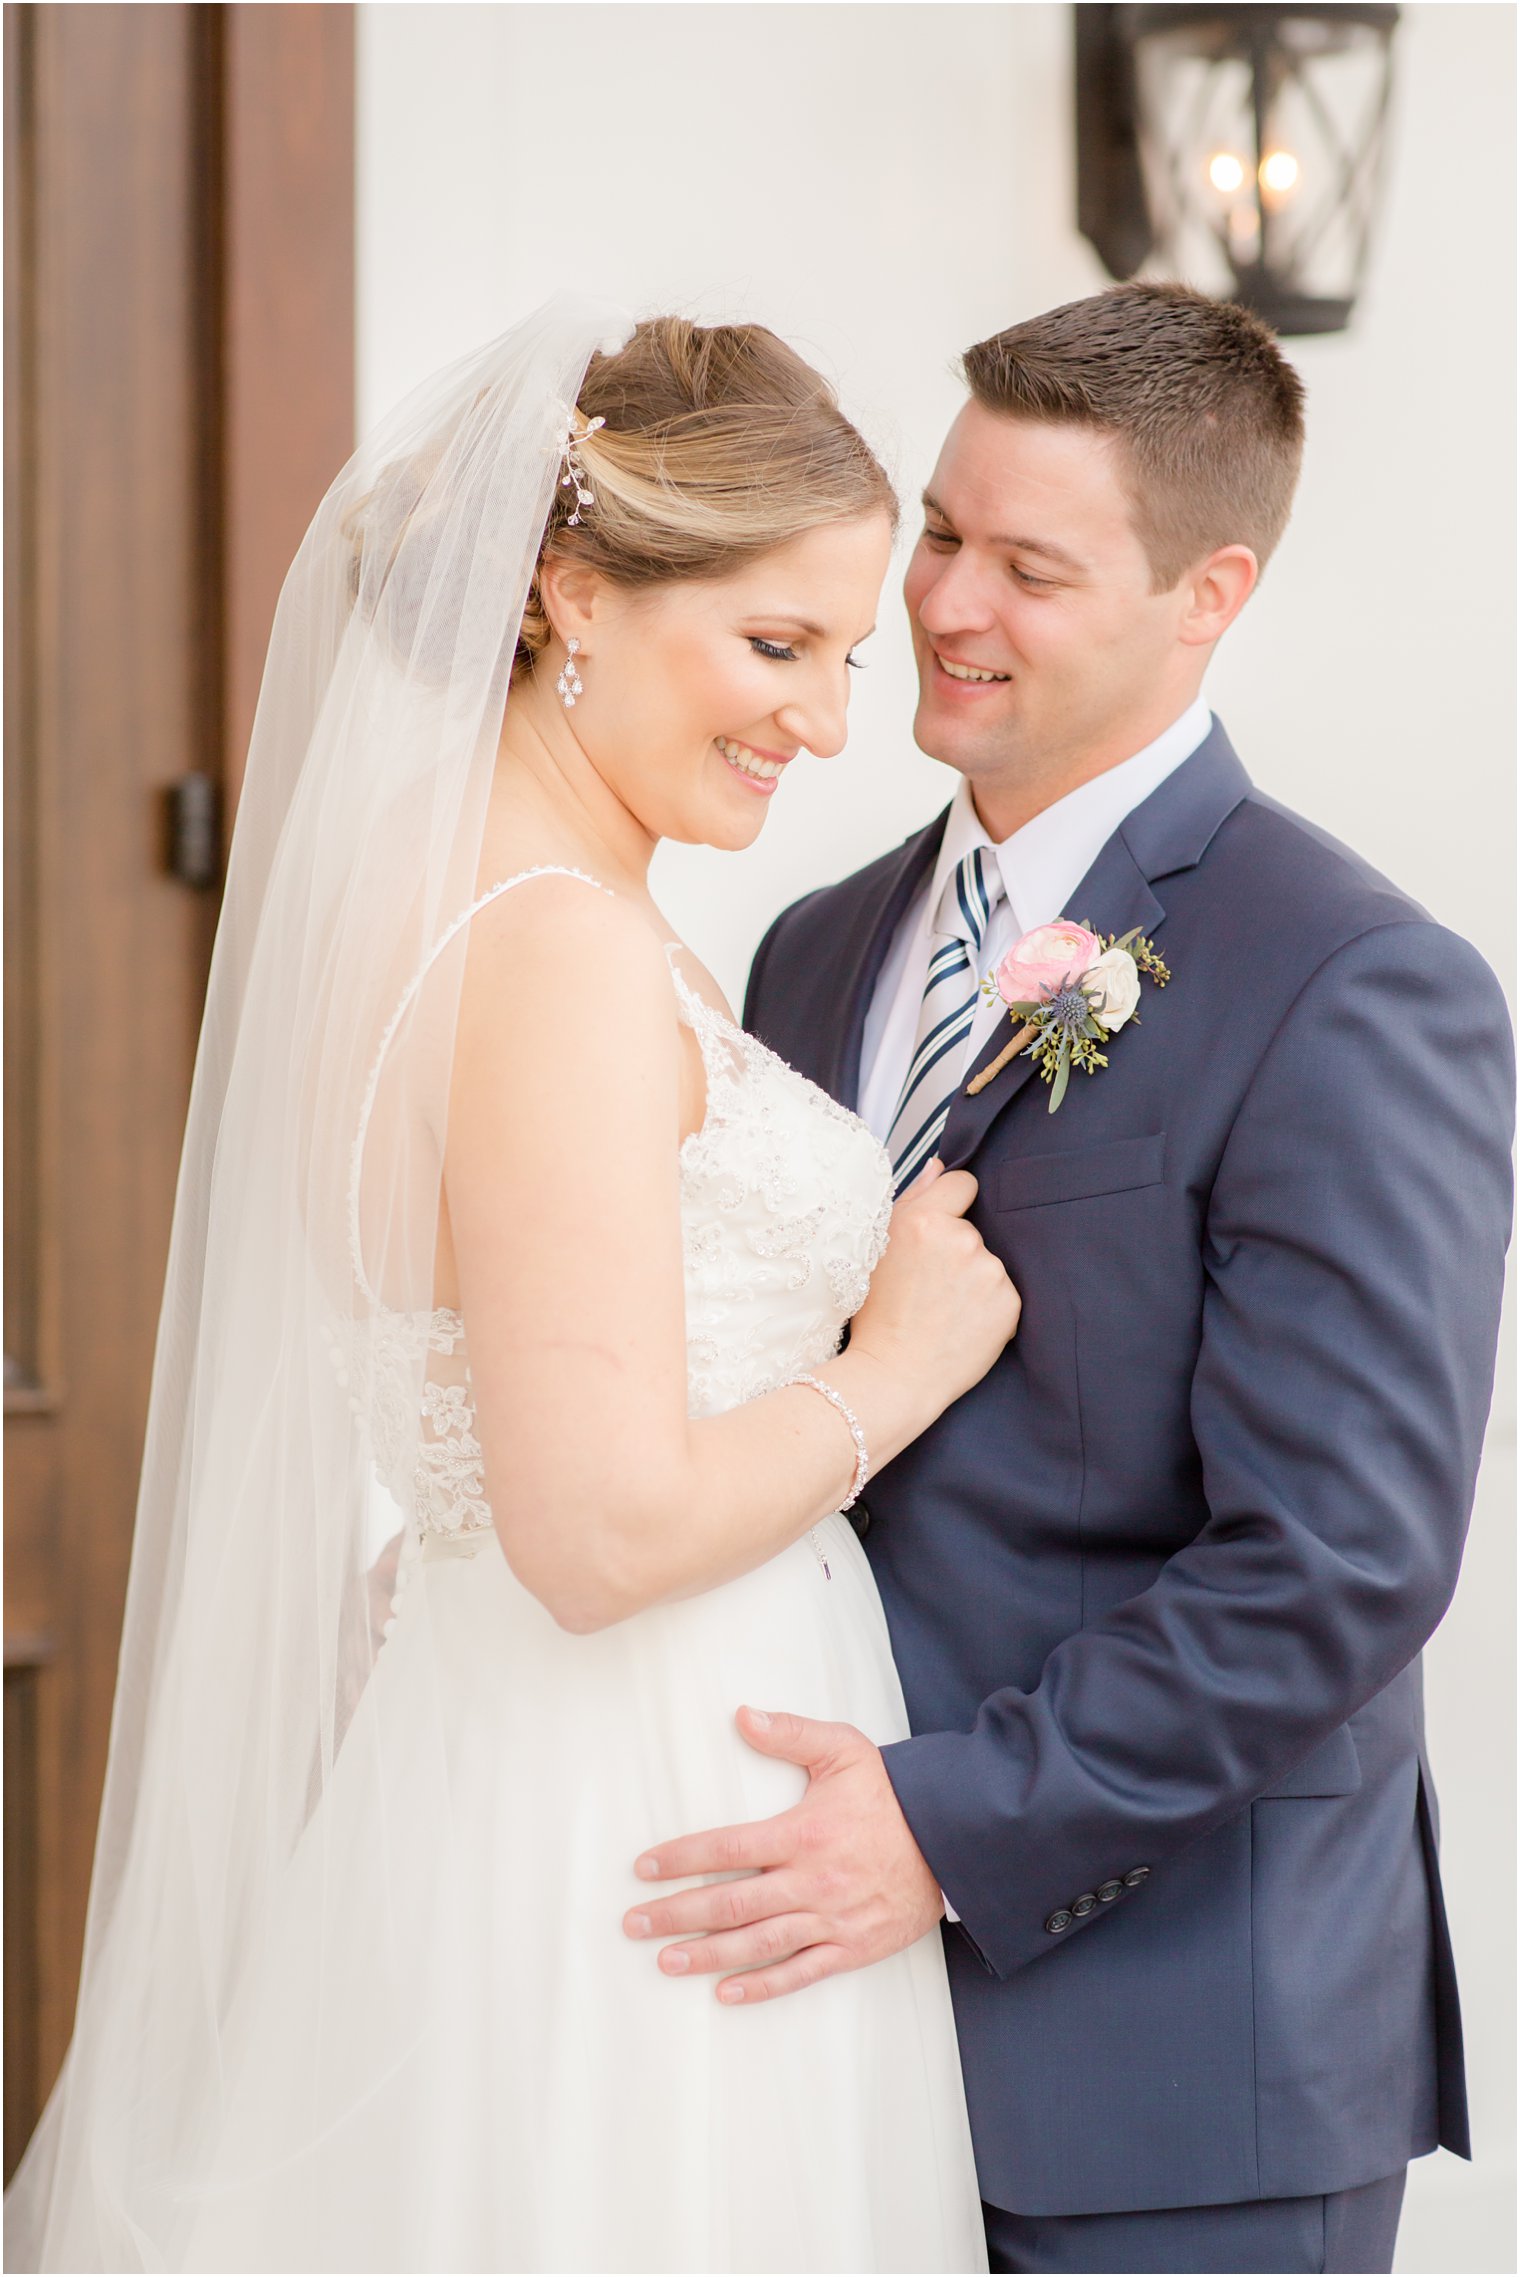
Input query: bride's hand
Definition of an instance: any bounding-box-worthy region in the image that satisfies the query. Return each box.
[847,1159,1021,1429]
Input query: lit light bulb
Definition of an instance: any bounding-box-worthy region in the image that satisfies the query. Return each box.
[1208,152,1247,195]
[1260,149,1301,195]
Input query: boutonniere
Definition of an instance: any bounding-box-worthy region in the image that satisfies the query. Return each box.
[966,918,1170,1114]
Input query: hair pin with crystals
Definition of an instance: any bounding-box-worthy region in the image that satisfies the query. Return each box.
[560,411,606,527]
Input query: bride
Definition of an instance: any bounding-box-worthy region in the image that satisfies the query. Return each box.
[5,299,1018,2273]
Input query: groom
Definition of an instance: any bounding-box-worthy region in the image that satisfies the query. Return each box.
[629,283,1514,2273]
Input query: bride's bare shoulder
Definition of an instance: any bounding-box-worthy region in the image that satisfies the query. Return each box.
[464,862,661,963]
[451,864,678,1062]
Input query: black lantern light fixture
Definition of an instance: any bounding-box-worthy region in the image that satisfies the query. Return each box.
[1076,4,1400,335]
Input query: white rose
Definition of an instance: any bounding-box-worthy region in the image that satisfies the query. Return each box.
[1085,947,1141,1033]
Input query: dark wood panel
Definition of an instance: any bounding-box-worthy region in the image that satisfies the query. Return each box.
[220,5,355,816]
[4,1654,50,2182]
[18,0,212,2097]
[3,3,59,1414]
[3,1,354,2177]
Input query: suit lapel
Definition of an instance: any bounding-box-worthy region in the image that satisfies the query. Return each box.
[827,813,944,1108]
[937,721,1251,1168]
[814,719,1252,1160]
[937,830,1166,1170]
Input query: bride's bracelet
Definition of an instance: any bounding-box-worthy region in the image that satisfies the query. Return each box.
[791,1372,871,1515]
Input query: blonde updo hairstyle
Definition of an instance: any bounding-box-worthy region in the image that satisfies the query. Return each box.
[514,317,898,680]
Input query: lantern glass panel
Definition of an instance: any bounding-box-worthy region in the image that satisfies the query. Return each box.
[1132,13,1396,329]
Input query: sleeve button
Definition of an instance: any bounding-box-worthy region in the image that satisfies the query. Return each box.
[1045,1908,1074,1934]
[1097,1879,1123,1903]
[1071,1892,1097,1917]
[1123,1867,1150,1888]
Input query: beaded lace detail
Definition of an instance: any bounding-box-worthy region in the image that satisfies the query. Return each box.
[340,870,893,1538]
[667,954,892,1420]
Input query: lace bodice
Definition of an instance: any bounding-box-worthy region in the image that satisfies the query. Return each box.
[341,869,892,1539]
[669,957,892,1421]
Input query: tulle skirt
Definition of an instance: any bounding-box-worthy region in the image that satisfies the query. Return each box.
[174,1513,987,2272]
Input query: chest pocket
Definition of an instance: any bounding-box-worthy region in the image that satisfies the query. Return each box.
[997,1132,1166,1212]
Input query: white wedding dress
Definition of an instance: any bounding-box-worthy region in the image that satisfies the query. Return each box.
[178,869,988,2275]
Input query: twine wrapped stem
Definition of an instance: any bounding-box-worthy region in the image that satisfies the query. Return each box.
[965,1021,1038,1097]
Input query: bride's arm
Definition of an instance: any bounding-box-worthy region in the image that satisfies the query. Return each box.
[444,880,1008,1633]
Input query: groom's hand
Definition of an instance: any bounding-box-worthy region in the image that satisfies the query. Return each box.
[622,1706,944,2004]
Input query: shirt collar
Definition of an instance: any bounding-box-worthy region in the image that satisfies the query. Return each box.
[929,695,1213,937]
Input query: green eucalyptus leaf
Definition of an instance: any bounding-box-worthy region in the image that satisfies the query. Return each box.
[1049,1044,1072,1114]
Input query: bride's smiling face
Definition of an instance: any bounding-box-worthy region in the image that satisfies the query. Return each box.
[539,513,894,851]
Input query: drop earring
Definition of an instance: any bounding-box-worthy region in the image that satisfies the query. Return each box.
[556,638,584,709]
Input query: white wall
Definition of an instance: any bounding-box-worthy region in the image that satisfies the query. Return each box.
[358,8,1515,2267]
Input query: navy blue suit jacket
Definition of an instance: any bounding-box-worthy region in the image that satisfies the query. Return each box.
[744,724,1514,2218]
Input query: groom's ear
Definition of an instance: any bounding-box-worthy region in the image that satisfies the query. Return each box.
[1176,544,1258,650]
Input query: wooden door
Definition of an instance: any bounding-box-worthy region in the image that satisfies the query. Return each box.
[3,2,354,2180]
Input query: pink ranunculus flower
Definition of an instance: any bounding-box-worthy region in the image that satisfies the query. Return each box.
[994,921,1104,1008]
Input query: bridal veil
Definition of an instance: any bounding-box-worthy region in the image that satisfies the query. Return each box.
[5,296,635,2271]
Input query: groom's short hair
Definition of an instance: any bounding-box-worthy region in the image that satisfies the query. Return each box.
[962,282,1305,590]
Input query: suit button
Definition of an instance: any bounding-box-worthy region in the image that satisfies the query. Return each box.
[1097,1879,1123,1903]
[850,1500,872,1539]
[1071,1892,1097,1917]
[1045,1909,1073,1934]
[1123,1866,1150,1888]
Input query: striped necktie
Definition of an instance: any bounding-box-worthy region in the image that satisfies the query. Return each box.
[885,845,1003,1193]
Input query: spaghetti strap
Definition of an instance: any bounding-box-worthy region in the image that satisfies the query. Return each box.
[348,866,615,1304]
[662,938,697,1003]
[662,938,743,1037]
